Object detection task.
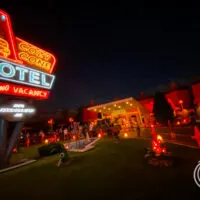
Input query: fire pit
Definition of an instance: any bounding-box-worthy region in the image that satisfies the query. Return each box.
[144,148,173,167]
[144,135,174,167]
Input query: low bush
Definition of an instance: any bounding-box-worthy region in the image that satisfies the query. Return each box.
[38,142,66,157]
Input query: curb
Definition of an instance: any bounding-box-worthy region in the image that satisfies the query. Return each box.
[68,138,100,152]
[69,145,95,152]
[64,137,98,147]
[0,159,36,174]
[84,138,100,148]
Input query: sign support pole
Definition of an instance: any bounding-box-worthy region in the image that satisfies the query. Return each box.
[0,116,7,168]
[0,97,7,168]
[0,98,34,168]
[5,121,24,163]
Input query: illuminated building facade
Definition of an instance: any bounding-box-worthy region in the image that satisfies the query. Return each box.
[85,82,200,126]
[85,97,149,129]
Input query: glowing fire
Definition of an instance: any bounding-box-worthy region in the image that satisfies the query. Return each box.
[44,139,49,144]
[124,133,128,137]
[157,135,163,142]
[152,135,166,154]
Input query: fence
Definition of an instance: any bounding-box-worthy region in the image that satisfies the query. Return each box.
[123,126,199,148]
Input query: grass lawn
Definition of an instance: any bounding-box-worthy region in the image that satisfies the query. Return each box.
[1,138,200,199]
[9,144,43,165]
[9,140,66,165]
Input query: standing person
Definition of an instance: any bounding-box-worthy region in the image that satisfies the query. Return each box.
[39,130,45,144]
[75,122,79,139]
[59,127,63,135]
[89,122,93,137]
[84,123,90,142]
[16,132,22,152]
[79,124,83,138]
[26,132,30,148]
[136,122,141,138]
[71,122,76,140]
[82,123,87,138]
[54,131,57,142]
[64,128,68,141]
[113,123,120,141]
[59,127,63,141]
[68,123,73,140]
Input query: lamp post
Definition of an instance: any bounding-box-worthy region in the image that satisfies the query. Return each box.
[179,100,183,110]
[48,118,53,134]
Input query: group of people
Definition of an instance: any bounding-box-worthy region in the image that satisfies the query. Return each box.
[16,119,140,150]
[15,121,97,149]
[59,121,96,141]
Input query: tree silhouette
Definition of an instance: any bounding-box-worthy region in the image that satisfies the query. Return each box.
[153,92,174,126]
[75,105,89,124]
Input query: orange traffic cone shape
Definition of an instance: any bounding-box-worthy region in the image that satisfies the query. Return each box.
[192,126,200,148]
[151,125,157,140]
[99,129,103,136]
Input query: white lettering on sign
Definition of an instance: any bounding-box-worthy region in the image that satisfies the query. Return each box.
[0,84,9,91]
[14,113,23,117]
[0,101,36,121]
[0,58,55,89]
[0,108,35,113]
[13,104,25,108]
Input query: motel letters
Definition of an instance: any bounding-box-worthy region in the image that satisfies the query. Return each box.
[0,58,55,89]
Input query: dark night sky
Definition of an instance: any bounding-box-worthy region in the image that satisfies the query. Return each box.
[1,1,200,109]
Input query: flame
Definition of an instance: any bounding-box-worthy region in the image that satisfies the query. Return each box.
[44,139,49,144]
[124,133,128,137]
[157,135,163,141]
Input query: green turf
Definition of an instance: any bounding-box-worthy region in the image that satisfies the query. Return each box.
[9,144,43,165]
[1,138,200,199]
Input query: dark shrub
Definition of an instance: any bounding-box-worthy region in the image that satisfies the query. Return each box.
[38,142,66,157]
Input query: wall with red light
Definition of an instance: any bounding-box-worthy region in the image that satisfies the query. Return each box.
[192,83,200,105]
[83,109,98,122]
[165,89,191,109]
[139,98,154,113]
[139,89,191,112]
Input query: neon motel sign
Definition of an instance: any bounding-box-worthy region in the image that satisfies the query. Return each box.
[0,10,56,73]
[0,82,49,99]
[0,9,56,100]
[16,38,56,73]
[0,38,11,57]
[0,58,55,89]
[0,10,19,61]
